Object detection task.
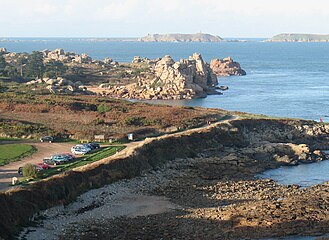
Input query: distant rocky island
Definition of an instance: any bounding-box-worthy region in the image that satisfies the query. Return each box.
[267,33,329,42]
[139,33,223,42]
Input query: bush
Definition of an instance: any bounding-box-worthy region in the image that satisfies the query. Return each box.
[93,118,105,125]
[97,104,112,114]
[125,116,146,126]
[22,163,37,178]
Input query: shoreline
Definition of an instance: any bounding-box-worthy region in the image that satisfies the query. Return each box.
[1,117,329,239]
[20,117,329,239]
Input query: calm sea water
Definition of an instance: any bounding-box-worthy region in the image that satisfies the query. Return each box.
[2,39,329,121]
[258,160,329,188]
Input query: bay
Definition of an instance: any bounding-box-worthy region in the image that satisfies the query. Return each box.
[1,39,329,121]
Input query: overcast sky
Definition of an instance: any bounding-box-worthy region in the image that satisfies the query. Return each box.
[1,0,329,38]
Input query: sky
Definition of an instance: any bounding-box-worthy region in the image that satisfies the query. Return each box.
[1,0,329,38]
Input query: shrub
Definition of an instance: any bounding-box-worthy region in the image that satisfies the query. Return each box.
[22,163,37,178]
[93,118,105,125]
[97,104,112,114]
[125,116,146,126]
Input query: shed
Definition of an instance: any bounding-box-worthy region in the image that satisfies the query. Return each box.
[127,133,134,141]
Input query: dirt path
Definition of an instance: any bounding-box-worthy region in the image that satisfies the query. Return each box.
[0,116,237,191]
[75,116,238,172]
[0,142,75,191]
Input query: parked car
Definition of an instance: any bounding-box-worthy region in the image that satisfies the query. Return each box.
[40,136,54,143]
[36,162,52,170]
[88,142,100,150]
[43,157,56,165]
[18,164,44,175]
[51,154,71,164]
[63,153,76,160]
[71,145,92,155]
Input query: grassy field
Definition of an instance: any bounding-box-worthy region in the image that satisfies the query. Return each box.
[0,144,36,166]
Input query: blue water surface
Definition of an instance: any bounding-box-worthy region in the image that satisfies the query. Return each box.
[1,39,329,120]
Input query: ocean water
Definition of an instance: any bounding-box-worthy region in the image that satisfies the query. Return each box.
[1,39,329,121]
[258,160,329,188]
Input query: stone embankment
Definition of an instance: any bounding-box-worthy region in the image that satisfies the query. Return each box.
[1,118,329,239]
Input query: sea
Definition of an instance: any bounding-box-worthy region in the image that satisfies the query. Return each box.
[1,38,329,121]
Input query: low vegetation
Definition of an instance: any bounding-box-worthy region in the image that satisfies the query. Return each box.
[0,144,36,165]
[0,93,227,140]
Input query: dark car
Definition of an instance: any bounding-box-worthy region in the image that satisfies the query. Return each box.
[88,142,100,150]
[40,136,54,143]
[43,157,56,165]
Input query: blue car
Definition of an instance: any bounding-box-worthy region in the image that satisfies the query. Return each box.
[50,154,71,164]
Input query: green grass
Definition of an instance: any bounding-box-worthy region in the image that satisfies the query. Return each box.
[36,145,125,179]
[0,144,37,166]
[0,137,22,141]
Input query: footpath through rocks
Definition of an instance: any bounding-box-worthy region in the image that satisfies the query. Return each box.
[19,118,329,240]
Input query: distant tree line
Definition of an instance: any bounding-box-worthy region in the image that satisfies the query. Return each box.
[0,51,67,80]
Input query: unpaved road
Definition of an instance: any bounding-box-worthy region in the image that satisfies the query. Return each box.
[0,116,237,191]
[0,142,75,191]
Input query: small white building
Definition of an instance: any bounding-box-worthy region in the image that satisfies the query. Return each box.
[127,133,134,141]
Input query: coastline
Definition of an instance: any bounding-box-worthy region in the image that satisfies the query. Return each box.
[1,116,329,239]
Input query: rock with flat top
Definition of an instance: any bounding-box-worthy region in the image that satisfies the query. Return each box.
[210,57,246,76]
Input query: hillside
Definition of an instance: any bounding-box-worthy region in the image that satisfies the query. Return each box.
[139,33,223,42]
[267,33,329,42]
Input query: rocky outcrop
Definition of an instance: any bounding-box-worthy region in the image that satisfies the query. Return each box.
[43,48,94,64]
[0,47,7,54]
[26,77,92,95]
[41,49,117,66]
[99,53,218,100]
[139,33,223,42]
[210,57,246,76]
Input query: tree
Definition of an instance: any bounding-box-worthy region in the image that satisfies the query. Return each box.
[16,55,28,77]
[0,54,7,77]
[44,60,67,78]
[26,51,45,79]
[4,65,18,78]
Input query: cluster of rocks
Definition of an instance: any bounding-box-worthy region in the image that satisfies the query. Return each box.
[42,48,91,64]
[210,57,246,76]
[1,48,118,68]
[132,56,158,64]
[25,77,91,94]
[99,53,219,100]
[0,47,7,54]
[42,48,118,66]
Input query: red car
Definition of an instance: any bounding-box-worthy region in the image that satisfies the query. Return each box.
[36,163,52,170]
